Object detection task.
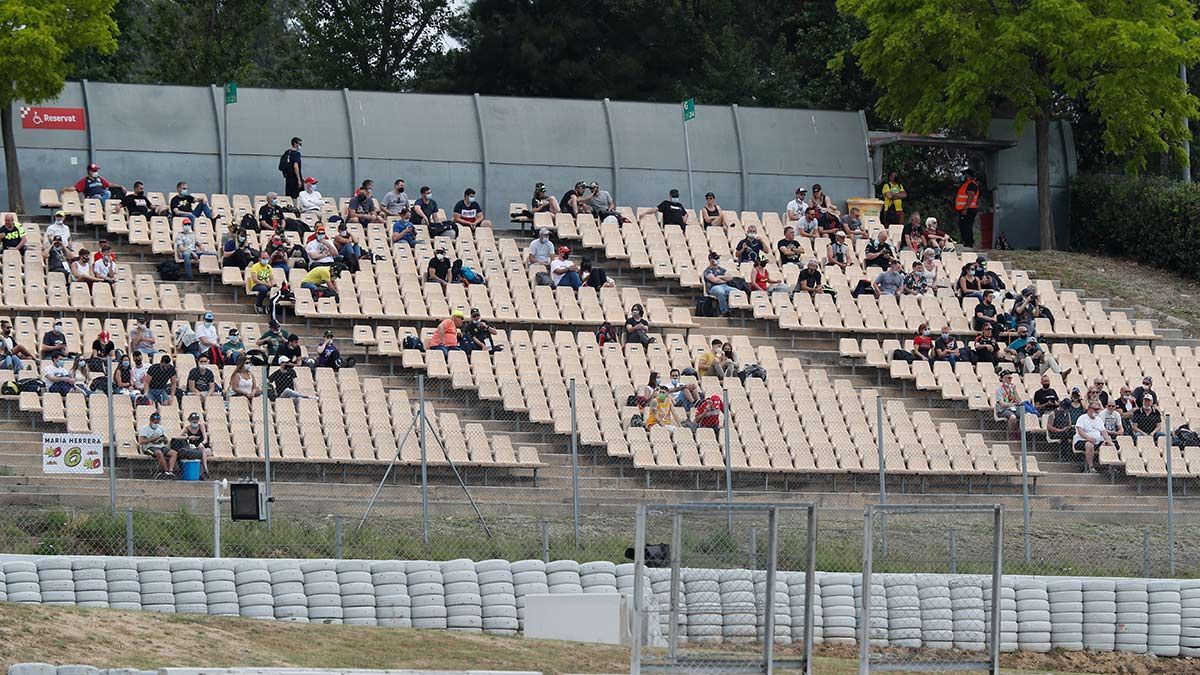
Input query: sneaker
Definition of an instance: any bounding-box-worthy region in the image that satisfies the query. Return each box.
[1061,368,1073,378]
[165,471,176,479]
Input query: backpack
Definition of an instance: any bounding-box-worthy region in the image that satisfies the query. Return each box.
[157,260,182,281]
[1175,427,1200,449]
[402,335,425,352]
[278,149,291,174]
[628,413,644,428]
[18,378,44,393]
[240,212,258,232]
[695,296,719,318]
[0,381,18,396]
[459,266,484,285]
[90,376,109,393]
[738,364,767,383]
[727,277,751,293]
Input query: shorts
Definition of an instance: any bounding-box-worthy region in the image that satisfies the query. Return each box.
[148,389,170,404]
[140,445,167,457]
[996,407,1018,420]
[1074,440,1092,452]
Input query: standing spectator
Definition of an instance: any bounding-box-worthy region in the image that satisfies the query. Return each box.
[657,189,689,230]
[391,208,417,247]
[186,353,220,396]
[826,231,854,271]
[460,309,501,355]
[246,252,275,313]
[1131,397,1165,442]
[735,225,766,262]
[44,211,73,250]
[343,187,385,225]
[904,261,929,295]
[796,207,822,240]
[777,227,803,266]
[427,247,452,288]
[0,213,27,252]
[145,354,178,406]
[550,246,582,290]
[41,320,69,361]
[701,192,725,228]
[1032,375,1060,416]
[526,228,555,267]
[863,230,896,269]
[794,258,826,296]
[971,323,1000,364]
[301,263,339,300]
[281,137,303,199]
[934,327,967,366]
[973,290,999,332]
[170,181,214,220]
[880,170,906,225]
[583,181,617,221]
[73,163,120,200]
[785,187,808,225]
[269,358,312,400]
[121,182,167,218]
[561,182,587,217]
[954,170,981,247]
[296,177,324,214]
[427,310,464,357]
[173,323,201,357]
[1132,376,1159,408]
[452,188,492,233]
[530,182,559,214]
[381,179,410,217]
[754,258,791,294]
[43,355,74,395]
[221,328,245,365]
[228,360,261,399]
[840,207,865,240]
[994,371,1023,439]
[412,186,450,237]
[139,411,176,478]
[697,338,737,380]
[624,304,654,346]
[912,323,934,361]
[1074,400,1110,473]
[703,253,736,316]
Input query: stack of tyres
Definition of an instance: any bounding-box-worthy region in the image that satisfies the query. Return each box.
[753,571,791,645]
[234,561,274,620]
[407,561,447,629]
[476,559,518,635]
[105,560,140,611]
[1014,578,1051,653]
[615,563,636,597]
[71,559,108,609]
[170,559,207,614]
[545,560,583,594]
[580,561,618,594]
[1147,580,1181,657]
[4,561,39,604]
[511,560,547,632]
[683,568,720,644]
[37,558,75,606]
[719,569,757,644]
[819,573,856,645]
[441,559,482,633]
[337,561,377,626]
[1081,579,1117,652]
[785,572,821,645]
[949,577,985,651]
[854,575,888,647]
[1114,579,1149,654]
[1178,579,1200,657]
[0,565,5,602]
[983,580,1018,652]
[372,561,411,628]
[1047,580,1084,651]
[918,575,953,650]
[302,560,343,625]
[201,559,237,616]
[885,574,922,649]
[137,559,174,613]
[269,560,308,623]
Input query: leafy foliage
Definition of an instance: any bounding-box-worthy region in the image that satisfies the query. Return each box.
[0,0,118,106]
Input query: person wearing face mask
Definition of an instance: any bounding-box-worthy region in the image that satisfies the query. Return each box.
[246,253,276,313]
[121,181,167,218]
[912,322,934,361]
[92,248,118,284]
[40,320,69,361]
[176,412,213,479]
[412,186,449,235]
[281,137,303,199]
[194,312,220,361]
[735,226,766,263]
[222,227,255,270]
[344,186,385,225]
[933,326,965,366]
[0,213,27,253]
[174,217,212,282]
[427,247,453,288]
[43,235,74,280]
[88,331,116,372]
[333,221,364,273]
[624,304,654,347]
[549,246,582,290]
[530,182,559,215]
[452,188,492,233]
[296,177,324,213]
[305,224,339,268]
[71,247,106,287]
[221,328,245,365]
[701,192,725,228]
[43,354,75,395]
[71,163,121,200]
[259,191,307,234]
[170,181,214,220]
[645,385,683,430]
[526,228,555,267]
[381,178,410,216]
[656,188,689,230]
[44,211,73,250]
[112,353,134,395]
[391,207,417,247]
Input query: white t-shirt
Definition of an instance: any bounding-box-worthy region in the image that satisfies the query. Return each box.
[1073,413,1106,445]
[786,198,806,221]
[550,258,573,285]
[1100,410,1123,435]
[44,222,71,246]
[195,322,218,347]
[306,238,335,264]
[43,363,70,387]
[93,257,114,279]
[71,259,91,280]
[132,363,150,389]
[296,189,324,213]
[798,215,821,234]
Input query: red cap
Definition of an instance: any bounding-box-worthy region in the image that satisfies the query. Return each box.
[557,245,571,256]
[303,177,318,185]
[98,331,110,341]
[87,164,99,172]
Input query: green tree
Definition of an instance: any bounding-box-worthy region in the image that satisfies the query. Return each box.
[0,0,118,212]
[838,0,1200,249]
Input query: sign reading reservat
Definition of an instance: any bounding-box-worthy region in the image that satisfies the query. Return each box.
[20,106,86,131]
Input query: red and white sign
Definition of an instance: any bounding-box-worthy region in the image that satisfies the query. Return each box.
[19,106,86,131]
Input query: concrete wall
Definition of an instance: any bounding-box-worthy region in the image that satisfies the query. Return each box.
[991,119,1076,249]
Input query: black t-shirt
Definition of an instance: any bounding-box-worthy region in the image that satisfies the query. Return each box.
[973,335,998,354]
[1033,387,1059,410]
[453,200,480,224]
[463,320,491,345]
[170,194,196,214]
[412,198,439,225]
[934,335,959,355]
[42,331,66,353]
[282,148,301,177]
[428,256,451,280]
[737,237,765,262]
[777,238,802,265]
[796,268,822,291]
[1133,386,1158,406]
[47,246,71,274]
[91,339,115,357]
[657,200,687,226]
[258,203,288,227]
[865,240,895,267]
[187,366,215,391]
[973,302,997,330]
[146,363,176,390]
[1132,409,1162,434]
[277,343,302,362]
[270,368,298,393]
[560,191,579,216]
[122,193,154,218]
[625,316,649,335]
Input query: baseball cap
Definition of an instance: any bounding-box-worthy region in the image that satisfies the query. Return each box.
[188,412,200,421]
[303,177,319,185]
[1143,376,1153,384]
[277,356,291,365]
[54,210,65,217]
[150,411,161,420]
[470,307,481,317]
[87,163,99,172]
[1144,395,1154,402]
[451,309,466,319]
[324,330,334,337]
[228,328,239,336]
[795,186,807,193]
[539,228,550,236]
[557,245,571,255]
[203,312,214,321]
[98,331,109,341]
[835,230,846,238]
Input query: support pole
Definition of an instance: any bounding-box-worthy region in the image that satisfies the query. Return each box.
[419,375,429,546]
[724,385,732,532]
[667,513,682,664]
[1166,414,1175,576]
[1183,64,1192,184]
[570,378,580,551]
[682,111,696,220]
[876,396,888,557]
[260,362,272,528]
[106,356,115,513]
[1021,411,1030,563]
[630,506,647,675]
[213,480,222,559]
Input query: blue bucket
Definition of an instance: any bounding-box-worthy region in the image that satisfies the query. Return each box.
[180,459,201,481]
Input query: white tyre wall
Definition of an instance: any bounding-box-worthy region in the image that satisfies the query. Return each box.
[1114,579,1149,654]
[853,576,888,647]
[1048,580,1084,651]
[820,574,856,644]
[1014,579,1051,653]
[38,558,74,606]
[1081,579,1117,652]
[950,577,985,652]
[1147,580,1181,657]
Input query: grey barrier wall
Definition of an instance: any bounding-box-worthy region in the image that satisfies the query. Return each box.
[0,81,1068,247]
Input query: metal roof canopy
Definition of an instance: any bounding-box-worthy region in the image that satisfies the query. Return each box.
[869,131,1017,152]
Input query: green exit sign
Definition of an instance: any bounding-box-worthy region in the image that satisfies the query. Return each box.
[224,82,238,105]
[682,98,696,122]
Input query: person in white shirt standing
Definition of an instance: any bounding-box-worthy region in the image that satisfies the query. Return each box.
[785,186,808,225]
[1073,400,1111,474]
[296,177,324,214]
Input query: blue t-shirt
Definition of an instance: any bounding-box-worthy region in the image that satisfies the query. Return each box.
[392,219,413,234]
[704,266,728,292]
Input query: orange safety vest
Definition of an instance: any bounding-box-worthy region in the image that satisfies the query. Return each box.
[955,179,980,212]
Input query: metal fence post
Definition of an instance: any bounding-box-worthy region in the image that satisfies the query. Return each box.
[858,508,873,675]
[949,529,958,574]
[260,362,272,528]
[419,375,429,546]
[1166,414,1175,576]
[541,518,550,563]
[334,515,344,559]
[570,378,580,551]
[749,527,758,571]
[876,396,888,558]
[667,513,683,664]
[212,480,222,559]
[1020,411,1030,563]
[1143,527,1152,578]
[105,356,116,513]
[630,505,647,675]
[124,507,134,557]
[723,385,732,532]
[762,507,779,674]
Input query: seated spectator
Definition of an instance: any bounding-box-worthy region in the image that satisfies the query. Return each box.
[698,338,737,381]
[1003,327,1070,376]
[919,248,942,288]
[561,182,587,217]
[92,248,118,284]
[0,338,23,375]
[173,322,201,357]
[666,368,700,414]
[1085,377,1110,409]
[427,310,464,357]
[901,212,923,252]
[129,350,150,393]
[645,386,682,429]
[43,235,74,280]
[720,343,741,376]
[170,181,214,221]
[796,207,822,240]
[108,353,133,394]
[195,312,219,360]
[413,186,452,238]
[221,328,245,365]
[526,228,555,267]
[68,355,91,396]
[259,192,307,234]
[863,231,896,269]
[735,225,766,263]
[777,227,803,266]
[904,261,929,295]
[1114,385,1138,435]
[246,253,276,313]
[793,258,826,296]
[912,323,934,361]
[73,163,121,200]
[186,352,220,396]
[452,188,492,232]
[703,253,736,316]
[785,187,808,224]
[0,213,27,252]
[580,260,612,289]
[582,181,618,222]
[634,372,660,412]
[657,189,689,230]
[333,221,366,273]
[144,354,177,406]
[228,360,261,399]
[222,227,256,271]
[694,393,724,432]
[922,217,950,252]
[625,304,654,346]
[305,225,339,267]
[809,183,841,219]
[754,258,791,294]
[275,332,303,366]
[41,320,69,361]
[121,182,167,218]
[1032,375,1060,416]
[43,355,74,395]
[344,186,385,225]
[296,177,324,214]
[956,263,984,300]
[974,255,1008,296]
[971,323,1000,364]
[301,262,340,300]
[1132,376,1158,408]
[852,259,904,298]
[701,192,724,228]
[994,371,1022,440]
[1100,400,1125,448]
[840,207,865,240]
[1131,397,1165,442]
[269,358,312,400]
[44,211,73,250]
[934,327,967,366]
[310,330,341,370]
[1074,401,1110,473]
[69,247,103,287]
[88,330,115,371]
[256,319,290,357]
[826,230,853,270]
[1046,399,1075,459]
[1012,287,1048,335]
[139,410,176,478]
[0,321,32,362]
[550,246,582,290]
[973,290,999,332]
[461,309,501,355]
[381,179,410,217]
[391,208,417,247]
[427,247,452,288]
[531,182,560,214]
[173,219,211,282]
[177,412,212,479]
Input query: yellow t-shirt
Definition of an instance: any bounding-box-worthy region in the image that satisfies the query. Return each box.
[303,265,332,286]
[645,398,675,428]
[245,262,273,292]
[697,350,718,376]
[882,181,904,211]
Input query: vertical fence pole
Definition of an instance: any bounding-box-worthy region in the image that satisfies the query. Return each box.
[1020,411,1030,563]
[124,507,134,557]
[1166,414,1175,577]
[419,375,429,546]
[858,508,873,675]
[876,396,888,558]
[334,515,344,559]
[630,505,647,675]
[749,527,758,571]
[541,518,550,563]
[949,529,958,575]
[570,378,580,551]
[667,513,683,665]
[260,362,272,528]
[212,480,221,559]
[1143,527,1152,578]
[990,506,1004,675]
[106,356,116,513]
[723,385,732,532]
[762,508,779,674]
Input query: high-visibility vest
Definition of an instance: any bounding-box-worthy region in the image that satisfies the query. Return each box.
[955,179,980,212]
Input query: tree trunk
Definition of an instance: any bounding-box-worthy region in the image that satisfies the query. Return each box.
[1,101,24,215]
[1035,99,1056,250]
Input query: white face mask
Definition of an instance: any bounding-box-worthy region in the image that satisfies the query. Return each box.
[180,189,189,196]
[54,218,63,226]
[670,197,680,204]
